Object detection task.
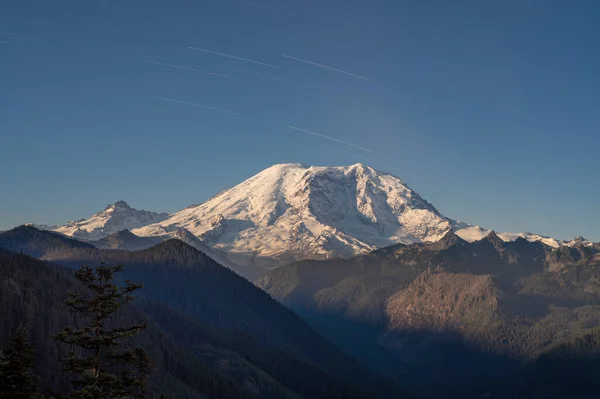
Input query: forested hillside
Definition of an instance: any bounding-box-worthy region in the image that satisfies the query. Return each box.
[0,226,408,398]
[259,231,600,396]
[0,248,262,398]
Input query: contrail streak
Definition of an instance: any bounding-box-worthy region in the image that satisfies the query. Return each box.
[220,64,307,87]
[335,149,377,163]
[288,126,374,152]
[336,149,417,178]
[503,121,564,145]
[0,40,35,47]
[399,129,434,142]
[151,96,242,116]
[145,60,235,80]
[282,54,373,82]
[241,0,271,9]
[189,46,278,69]
[502,120,588,156]
[0,31,56,40]
[354,2,445,33]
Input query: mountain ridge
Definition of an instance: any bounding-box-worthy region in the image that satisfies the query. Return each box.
[27,163,595,278]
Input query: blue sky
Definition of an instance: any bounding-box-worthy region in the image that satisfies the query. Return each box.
[1,0,599,241]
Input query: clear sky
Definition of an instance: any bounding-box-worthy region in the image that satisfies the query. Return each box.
[1,0,599,241]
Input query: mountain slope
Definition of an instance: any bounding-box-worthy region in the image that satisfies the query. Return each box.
[0,225,95,257]
[258,232,600,395]
[88,227,243,274]
[89,229,161,250]
[0,248,277,398]
[509,328,600,399]
[0,226,408,398]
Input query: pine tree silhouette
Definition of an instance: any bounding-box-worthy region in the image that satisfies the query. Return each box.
[0,326,39,399]
[54,264,151,399]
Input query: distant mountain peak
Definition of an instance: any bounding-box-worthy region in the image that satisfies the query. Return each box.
[113,229,136,237]
[431,229,467,250]
[568,235,593,247]
[442,229,461,241]
[51,201,169,241]
[349,162,374,172]
[89,229,160,251]
[484,231,505,246]
[106,200,130,209]
[141,237,209,258]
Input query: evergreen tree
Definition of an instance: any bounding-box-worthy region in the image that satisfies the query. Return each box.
[0,326,39,399]
[54,264,151,399]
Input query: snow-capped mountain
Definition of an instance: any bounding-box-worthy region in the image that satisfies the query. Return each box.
[42,163,591,277]
[133,163,578,269]
[53,201,169,241]
[133,163,454,263]
[566,236,595,247]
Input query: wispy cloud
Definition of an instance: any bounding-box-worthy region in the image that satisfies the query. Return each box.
[288,125,374,152]
[145,60,235,80]
[189,46,278,69]
[220,64,307,87]
[151,96,242,116]
[336,149,417,178]
[282,54,373,82]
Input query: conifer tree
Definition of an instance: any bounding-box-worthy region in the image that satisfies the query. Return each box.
[55,264,151,399]
[0,326,39,399]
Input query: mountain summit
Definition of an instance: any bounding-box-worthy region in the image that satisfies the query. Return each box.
[133,163,455,268]
[54,201,169,241]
